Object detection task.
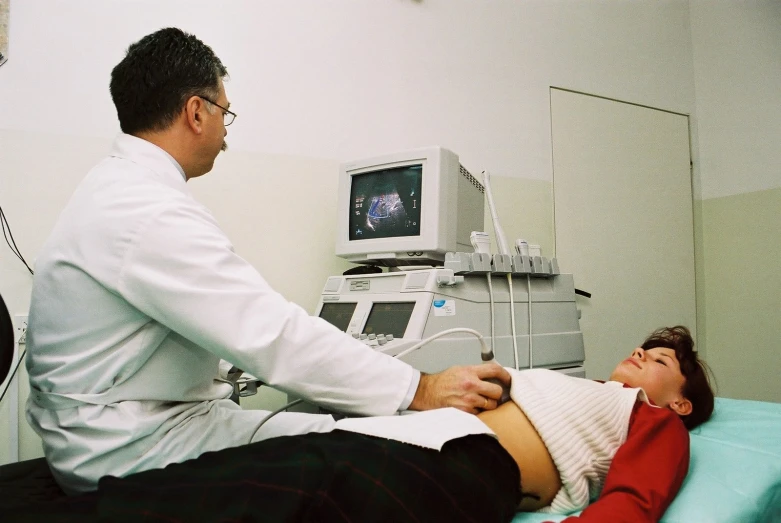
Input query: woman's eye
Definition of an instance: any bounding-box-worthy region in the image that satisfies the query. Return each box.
[655,359,667,366]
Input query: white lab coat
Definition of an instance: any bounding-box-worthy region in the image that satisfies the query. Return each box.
[26,134,415,494]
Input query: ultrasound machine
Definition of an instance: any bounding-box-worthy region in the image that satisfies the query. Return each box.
[288,147,586,414]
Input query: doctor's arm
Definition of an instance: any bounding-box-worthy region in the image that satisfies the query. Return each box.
[118,203,506,416]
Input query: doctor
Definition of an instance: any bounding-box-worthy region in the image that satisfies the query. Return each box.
[25,27,511,495]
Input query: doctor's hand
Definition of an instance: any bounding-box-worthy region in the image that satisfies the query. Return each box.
[408,363,512,414]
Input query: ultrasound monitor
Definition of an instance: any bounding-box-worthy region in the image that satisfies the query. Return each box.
[349,165,422,241]
[335,147,485,266]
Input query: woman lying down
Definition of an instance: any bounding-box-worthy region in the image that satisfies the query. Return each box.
[12,326,714,523]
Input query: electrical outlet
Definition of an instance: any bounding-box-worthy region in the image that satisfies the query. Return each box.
[14,314,29,344]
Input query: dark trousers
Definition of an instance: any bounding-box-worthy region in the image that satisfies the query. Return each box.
[11,430,521,523]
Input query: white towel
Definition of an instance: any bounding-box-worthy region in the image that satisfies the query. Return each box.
[334,407,496,450]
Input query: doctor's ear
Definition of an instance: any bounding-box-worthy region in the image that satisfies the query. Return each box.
[669,397,693,417]
[183,96,206,134]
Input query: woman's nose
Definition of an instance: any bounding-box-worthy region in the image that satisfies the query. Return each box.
[632,348,645,360]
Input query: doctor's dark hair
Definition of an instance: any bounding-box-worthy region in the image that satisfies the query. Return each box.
[641,325,715,431]
[110,28,228,135]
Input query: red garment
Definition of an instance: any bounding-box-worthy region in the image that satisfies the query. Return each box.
[556,400,690,522]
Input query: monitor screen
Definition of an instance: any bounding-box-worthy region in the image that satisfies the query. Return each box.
[348,164,423,241]
[318,302,357,332]
[335,147,484,266]
[362,302,416,338]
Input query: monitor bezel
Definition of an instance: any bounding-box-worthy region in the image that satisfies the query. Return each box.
[335,147,460,265]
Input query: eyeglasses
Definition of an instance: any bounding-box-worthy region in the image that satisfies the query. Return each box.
[199,96,237,126]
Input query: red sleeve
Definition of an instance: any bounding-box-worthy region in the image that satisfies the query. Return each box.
[559,401,690,522]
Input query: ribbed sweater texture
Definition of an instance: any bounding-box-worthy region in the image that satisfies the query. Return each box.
[509,369,648,514]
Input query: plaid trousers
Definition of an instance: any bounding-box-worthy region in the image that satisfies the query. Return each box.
[11,430,521,523]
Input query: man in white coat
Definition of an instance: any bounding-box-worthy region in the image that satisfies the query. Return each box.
[25,27,511,495]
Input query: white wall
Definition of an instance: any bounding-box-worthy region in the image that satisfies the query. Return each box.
[689,1,781,402]
[0,0,701,318]
[690,0,781,199]
[0,0,697,177]
[1,1,705,461]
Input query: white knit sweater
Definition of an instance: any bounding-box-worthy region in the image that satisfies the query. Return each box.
[508,368,650,514]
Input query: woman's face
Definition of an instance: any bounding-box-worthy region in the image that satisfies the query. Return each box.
[610,346,692,415]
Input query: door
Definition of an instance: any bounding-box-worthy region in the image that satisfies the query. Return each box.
[551,88,695,380]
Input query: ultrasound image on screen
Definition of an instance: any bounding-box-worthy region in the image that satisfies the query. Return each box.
[349,165,423,241]
[318,302,357,332]
[362,302,416,339]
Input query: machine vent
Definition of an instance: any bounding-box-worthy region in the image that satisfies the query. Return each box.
[459,164,485,193]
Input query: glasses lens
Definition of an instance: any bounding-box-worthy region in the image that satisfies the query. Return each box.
[224,112,235,126]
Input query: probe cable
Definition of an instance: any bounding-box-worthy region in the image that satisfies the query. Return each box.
[0,205,34,405]
[507,273,520,370]
[527,274,533,369]
[392,327,491,361]
[486,272,496,359]
[252,397,304,436]
[0,205,34,275]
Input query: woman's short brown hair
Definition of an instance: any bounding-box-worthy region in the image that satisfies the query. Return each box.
[641,326,715,430]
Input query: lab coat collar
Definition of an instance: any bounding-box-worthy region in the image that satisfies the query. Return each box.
[109,133,189,190]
